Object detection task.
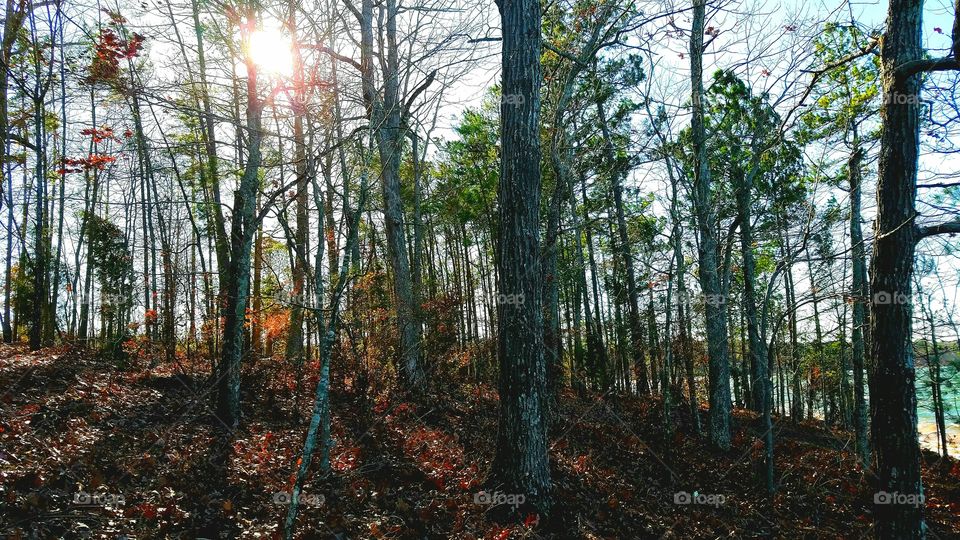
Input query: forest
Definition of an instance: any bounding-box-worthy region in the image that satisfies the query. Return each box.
[0,0,959,537]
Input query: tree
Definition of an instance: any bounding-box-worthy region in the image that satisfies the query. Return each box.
[0,0,28,344]
[701,69,804,490]
[283,0,310,369]
[85,213,134,352]
[353,0,429,389]
[216,6,266,428]
[868,0,960,536]
[488,0,552,517]
[689,0,731,450]
[800,23,881,465]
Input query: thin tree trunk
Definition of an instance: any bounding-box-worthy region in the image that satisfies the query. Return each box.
[191,0,230,282]
[690,0,731,449]
[848,144,871,464]
[285,0,309,367]
[0,0,25,343]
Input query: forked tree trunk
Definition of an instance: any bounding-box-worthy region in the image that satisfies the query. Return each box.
[217,14,264,428]
[357,0,423,389]
[28,8,49,350]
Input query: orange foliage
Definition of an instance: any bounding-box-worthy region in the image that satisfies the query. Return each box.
[58,154,117,175]
[80,127,122,144]
[87,26,145,85]
[262,310,290,341]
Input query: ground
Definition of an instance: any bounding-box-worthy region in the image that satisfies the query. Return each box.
[1,344,958,539]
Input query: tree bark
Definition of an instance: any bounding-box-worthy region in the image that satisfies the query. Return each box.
[217,13,265,428]
[848,145,871,465]
[488,0,551,515]
[689,0,731,449]
[869,0,927,535]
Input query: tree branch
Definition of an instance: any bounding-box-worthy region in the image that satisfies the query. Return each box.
[895,0,960,79]
[917,219,960,239]
[542,40,585,66]
[918,181,960,188]
[781,38,880,132]
[894,57,960,80]
[5,132,35,151]
[301,44,362,71]
[403,69,437,118]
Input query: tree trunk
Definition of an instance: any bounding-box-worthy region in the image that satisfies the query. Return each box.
[870,0,926,535]
[358,0,423,389]
[488,0,551,515]
[689,0,731,449]
[28,12,49,351]
[191,0,230,282]
[0,0,25,343]
[848,144,871,464]
[216,14,265,428]
[285,0,309,367]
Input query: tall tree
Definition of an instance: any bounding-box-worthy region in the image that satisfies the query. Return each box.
[800,23,881,464]
[592,57,648,395]
[216,7,266,428]
[283,0,311,373]
[352,0,430,389]
[488,0,551,516]
[869,0,960,535]
[689,0,731,450]
[0,0,27,343]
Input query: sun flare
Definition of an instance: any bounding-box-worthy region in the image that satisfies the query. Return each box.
[247,28,294,77]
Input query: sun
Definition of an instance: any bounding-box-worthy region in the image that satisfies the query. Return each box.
[247,28,294,77]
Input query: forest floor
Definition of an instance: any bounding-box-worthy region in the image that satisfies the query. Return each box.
[1,343,959,539]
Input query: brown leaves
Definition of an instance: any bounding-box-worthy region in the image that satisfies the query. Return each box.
[2,345,959,538]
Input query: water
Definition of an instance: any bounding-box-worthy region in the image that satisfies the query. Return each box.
[915,362,959,455]
[773,363,960,455]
